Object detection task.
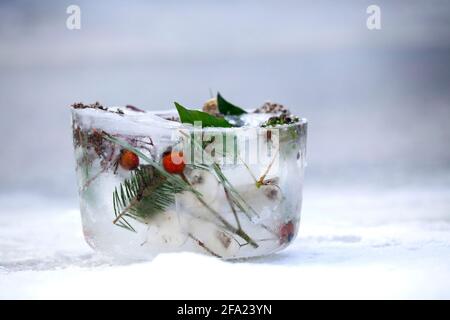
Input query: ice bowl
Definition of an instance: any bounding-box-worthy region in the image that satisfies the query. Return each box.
[71,103,307,260]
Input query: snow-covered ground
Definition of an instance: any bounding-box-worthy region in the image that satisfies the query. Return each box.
[1,186,449,299]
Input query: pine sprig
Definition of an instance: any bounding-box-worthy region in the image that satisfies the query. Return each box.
[102,133,203,232]
[113,165,185,231]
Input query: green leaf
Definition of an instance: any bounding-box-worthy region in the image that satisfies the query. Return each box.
[174,102,233,128]
[217,93,247,116]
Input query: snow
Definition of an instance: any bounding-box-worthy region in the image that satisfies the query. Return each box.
[1,187,450,299]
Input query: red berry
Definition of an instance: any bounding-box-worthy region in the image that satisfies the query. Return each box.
[280,221,295,244]
[162,151,185,174]
[119,150,139,170]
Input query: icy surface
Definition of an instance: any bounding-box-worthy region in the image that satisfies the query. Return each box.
[1,187,450,299]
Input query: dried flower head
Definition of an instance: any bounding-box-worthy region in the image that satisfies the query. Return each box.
[254,102,289,114]
[261,113,299,127]
[202,98,220,116]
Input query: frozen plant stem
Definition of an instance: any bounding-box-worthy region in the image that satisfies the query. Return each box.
[256,149,279,187]
[112,198,138,225]
[188,233,222,258]
[223,186,241,229]
[237,153,258,183]
[82,167,108,191]
[211,163,260,218]
[181,173,259,248]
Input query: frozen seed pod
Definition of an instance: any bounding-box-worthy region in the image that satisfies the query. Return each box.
[254,101,290,114]
[262,184,282,201]
[202,98,219,116]
[187,218,240,257]
[238,182,282,213]
[177,168,221,210]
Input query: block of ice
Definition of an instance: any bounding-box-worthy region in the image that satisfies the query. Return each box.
[71,101,307,260]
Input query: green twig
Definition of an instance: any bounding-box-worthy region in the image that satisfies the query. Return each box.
[181,173,258,248]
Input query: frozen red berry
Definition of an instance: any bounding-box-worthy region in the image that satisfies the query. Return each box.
[162,151,185,174]
[119,150,139,170]
[280,221,295,244]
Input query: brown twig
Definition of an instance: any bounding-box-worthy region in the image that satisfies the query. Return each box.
[188,233,222,258]
[113,198,138,225]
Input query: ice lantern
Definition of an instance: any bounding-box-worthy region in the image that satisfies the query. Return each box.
[71,103,307,260]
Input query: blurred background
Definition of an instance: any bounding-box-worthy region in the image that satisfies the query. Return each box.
[0,0,449,222]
